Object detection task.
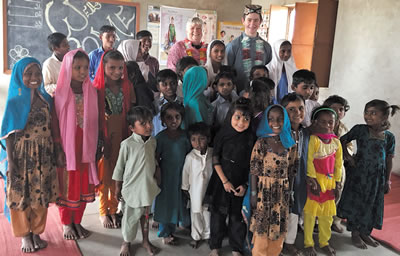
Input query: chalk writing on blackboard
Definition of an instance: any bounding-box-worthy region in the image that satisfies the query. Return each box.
[9,45,31,66]
[8,0,43,29]
[83,2,101,18]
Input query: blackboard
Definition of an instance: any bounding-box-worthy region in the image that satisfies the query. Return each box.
[3,0,140,73]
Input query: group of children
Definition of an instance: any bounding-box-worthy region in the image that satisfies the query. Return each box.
[0,17,398,256]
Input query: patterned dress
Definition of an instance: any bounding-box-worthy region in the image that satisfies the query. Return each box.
[338,124,395,233]
[249,137,296,240]
[7,95,58,210]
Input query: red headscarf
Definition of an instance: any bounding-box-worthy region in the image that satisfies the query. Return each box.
[92,50,135,139]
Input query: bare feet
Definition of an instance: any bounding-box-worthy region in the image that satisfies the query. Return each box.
[321,245,336,256]
[100,215,114,229]
[209,249,220,256]
[331,222,344,233]
[142,239,160,255]
[74,223,91,238]
[360,233,380,247]
[302,247,317,256]
[111,214,121,228]
[283,243,301,256]
[351,231,368,249]
[63,224,78,240]
[190,239,201,249]
[32,234,48,250]
[21,233,35,253]
[232,251,243,256]
[120,241,131,256]
[162,235,177,245]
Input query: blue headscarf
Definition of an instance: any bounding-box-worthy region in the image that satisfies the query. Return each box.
[256,104,295,149]
[0,57,51,220]
[182,66,213,129]
[1,57,52,141]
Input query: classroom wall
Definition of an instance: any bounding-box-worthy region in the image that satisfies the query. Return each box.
[251,0,317,9]
[319,0,400,174]
[0,0,250,118]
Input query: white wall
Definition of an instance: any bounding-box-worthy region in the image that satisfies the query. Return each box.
[252,0,317,9]
[320,0,400,174]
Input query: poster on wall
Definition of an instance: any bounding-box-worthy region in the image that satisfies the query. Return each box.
[196,10,217,44]
[159,6,196,65]
[147,5,160,59]
[217,22,245,44]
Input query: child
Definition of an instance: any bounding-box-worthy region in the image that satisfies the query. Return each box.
[249,65,269,81]
[204,40,226,89]
[42,32,70,96]
[182,122,213,249]
[136,30,159,80]
[154,102,191,244]
[211,71,239,130]
[248,79,271,136]
[0,57,58,253]
[89,25,116,81]
[281,93,310,255]
[303,106,343,256]
[323,95,352,233]
[338,100,399,250]
[267,39,297,103]
[113,106,161,256]
[93,50,136,229]
[291,69,318,127]
[126,61,155,113]
[204,97,254,256]
[182,66,213,129]
[54,49,99,240]
[175,56,199,97]
[250,105,296,256]
[152,69,182,136]
[309,83,319,102]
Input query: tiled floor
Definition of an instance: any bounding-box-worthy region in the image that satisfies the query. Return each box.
[77,200,400,256]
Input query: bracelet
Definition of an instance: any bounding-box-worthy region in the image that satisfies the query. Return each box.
[223,180,229,185]
[251,191,257,196]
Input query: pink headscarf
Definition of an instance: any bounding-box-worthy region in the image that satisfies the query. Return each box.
[55,49,99,185]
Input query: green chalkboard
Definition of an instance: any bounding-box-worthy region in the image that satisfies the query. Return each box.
[3,0,140,73]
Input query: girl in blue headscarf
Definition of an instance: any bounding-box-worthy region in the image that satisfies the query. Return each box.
[182,66,213,129]
[0,57,58,253]
[249,105,297,256]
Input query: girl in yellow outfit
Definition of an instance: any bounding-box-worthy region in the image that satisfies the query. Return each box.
[303,107,342,256]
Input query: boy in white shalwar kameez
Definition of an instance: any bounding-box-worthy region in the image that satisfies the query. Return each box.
[182,122,213,249]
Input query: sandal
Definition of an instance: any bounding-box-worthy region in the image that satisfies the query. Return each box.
[162,235,177,245]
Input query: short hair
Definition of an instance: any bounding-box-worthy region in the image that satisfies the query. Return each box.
[292,69,316,87]
[127,106,153,126]
[160,102,185,125]
[103,49,124,64]
[254,77,274,90]
[176,56,198,79]
[250,65,269,80]
[47,32,67,51]
[73,50,89,62]
[250,79,270,112]
[136,30,152,40]
[186,17,203,32]
[100,25,116,35]
[188,122,211,139]
[220,65,237,79]
[323,95,350,112]
[213,71,235,87]
[156,69,178,84]
[311,106,337,121]
[281,92,305,107]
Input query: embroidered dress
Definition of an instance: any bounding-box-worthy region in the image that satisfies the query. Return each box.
[167,39,209,71]
[338,125,395,233]
[303,135,342,217]
[7,97,58,210]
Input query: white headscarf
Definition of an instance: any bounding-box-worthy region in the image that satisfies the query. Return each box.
[117,39,150,81]
[267,39,297,97]
[203,40,227,87]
